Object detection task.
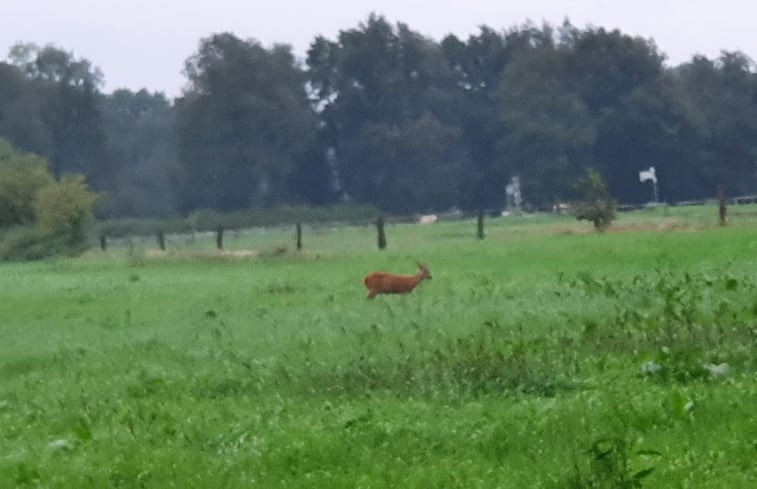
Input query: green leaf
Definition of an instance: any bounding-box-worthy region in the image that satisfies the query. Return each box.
[632,467,655,480]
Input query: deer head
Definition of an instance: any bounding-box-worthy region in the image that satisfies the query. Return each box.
[416,260,432,280]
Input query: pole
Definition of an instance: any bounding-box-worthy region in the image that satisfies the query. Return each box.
[376,217,387,250]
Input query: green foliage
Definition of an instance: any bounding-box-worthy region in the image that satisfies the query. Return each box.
[33,174,98,246]
[5,43,107,184]
[573,169,617,230]
[308,16,471,213]
[0,143,54,227]
[568,268,756,387]
[175,33,319,211]
[98,89,178,218]
[0,225,72,260]
[0,141,97,260]
[567,435,661,489]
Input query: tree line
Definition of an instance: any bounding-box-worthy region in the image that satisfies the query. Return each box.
[1,15,757,218]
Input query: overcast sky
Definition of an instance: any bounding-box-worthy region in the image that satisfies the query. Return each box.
[1,1,755,97]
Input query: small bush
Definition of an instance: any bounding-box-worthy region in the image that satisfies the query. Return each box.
[0,148,54,227]
[573,169,616,230]
[34,175,98,247]
[0,226,76,261]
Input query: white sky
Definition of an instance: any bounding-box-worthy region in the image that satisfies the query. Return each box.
[1,1,755,97]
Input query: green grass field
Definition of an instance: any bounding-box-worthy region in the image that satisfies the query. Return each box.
[2,205,756,488]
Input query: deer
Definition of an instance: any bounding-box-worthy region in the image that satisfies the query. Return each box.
[363,261,432,299]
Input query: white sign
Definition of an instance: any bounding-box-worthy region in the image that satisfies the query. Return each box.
[639,167,657,184]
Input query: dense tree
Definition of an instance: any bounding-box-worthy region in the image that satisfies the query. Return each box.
[441,24,553,209]
[495,38,596,205]
[673,52,757,198]
[100,89,178,217]
[7,43,110,187]
[308,15,468,213]
[175,33,320,211]
[0,62,49,153]
[562,26,669,204]
[339,113,465,212]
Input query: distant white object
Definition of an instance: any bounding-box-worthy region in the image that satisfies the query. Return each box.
[418,214,438,225]
[639,166,659,203]
[47,439,74,452]
[505,175,523,212]
[640,360,663,375]
[553,203,570,214]
[639,167,657,184]
[703,362,730,377]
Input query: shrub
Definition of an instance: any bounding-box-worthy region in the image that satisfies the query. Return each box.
[573,169,616,230]
[0,148,54,228]
[34,175,98,247]
[0,226,74,261]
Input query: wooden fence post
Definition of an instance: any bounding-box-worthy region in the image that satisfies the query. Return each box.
[99,235,107,251]
[216,228,224,250]
[376,217,387,250]
[718,185,727,226]
[157,230,165,251]
[477,209,485,240]
[296,223,302,251]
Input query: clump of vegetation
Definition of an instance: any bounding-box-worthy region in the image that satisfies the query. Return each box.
[0,139,98,260]
[573,169,617,230]
[566,434,661,489]
[0,142,54,226]
[34,175,98,247]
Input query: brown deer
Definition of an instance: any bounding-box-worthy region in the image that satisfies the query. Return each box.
[363,261,432,299]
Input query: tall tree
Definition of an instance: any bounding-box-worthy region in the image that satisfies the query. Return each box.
[0,62,49,154]
[442,24,553,209]
[563,26,668,204]
[175,33,320,211]
[7,43,109,187]
[100,89,179,217]
[495,33,595,205]
[673,52,757,199]
[307,14,467,212]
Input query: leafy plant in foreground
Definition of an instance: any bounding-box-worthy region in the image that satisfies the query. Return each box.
[566,435,661,489]
[566,270,756,383]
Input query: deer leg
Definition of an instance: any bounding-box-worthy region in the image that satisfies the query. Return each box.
[366,290,377,299]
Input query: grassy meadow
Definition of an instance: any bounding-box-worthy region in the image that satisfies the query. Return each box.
[1,205,757,488]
